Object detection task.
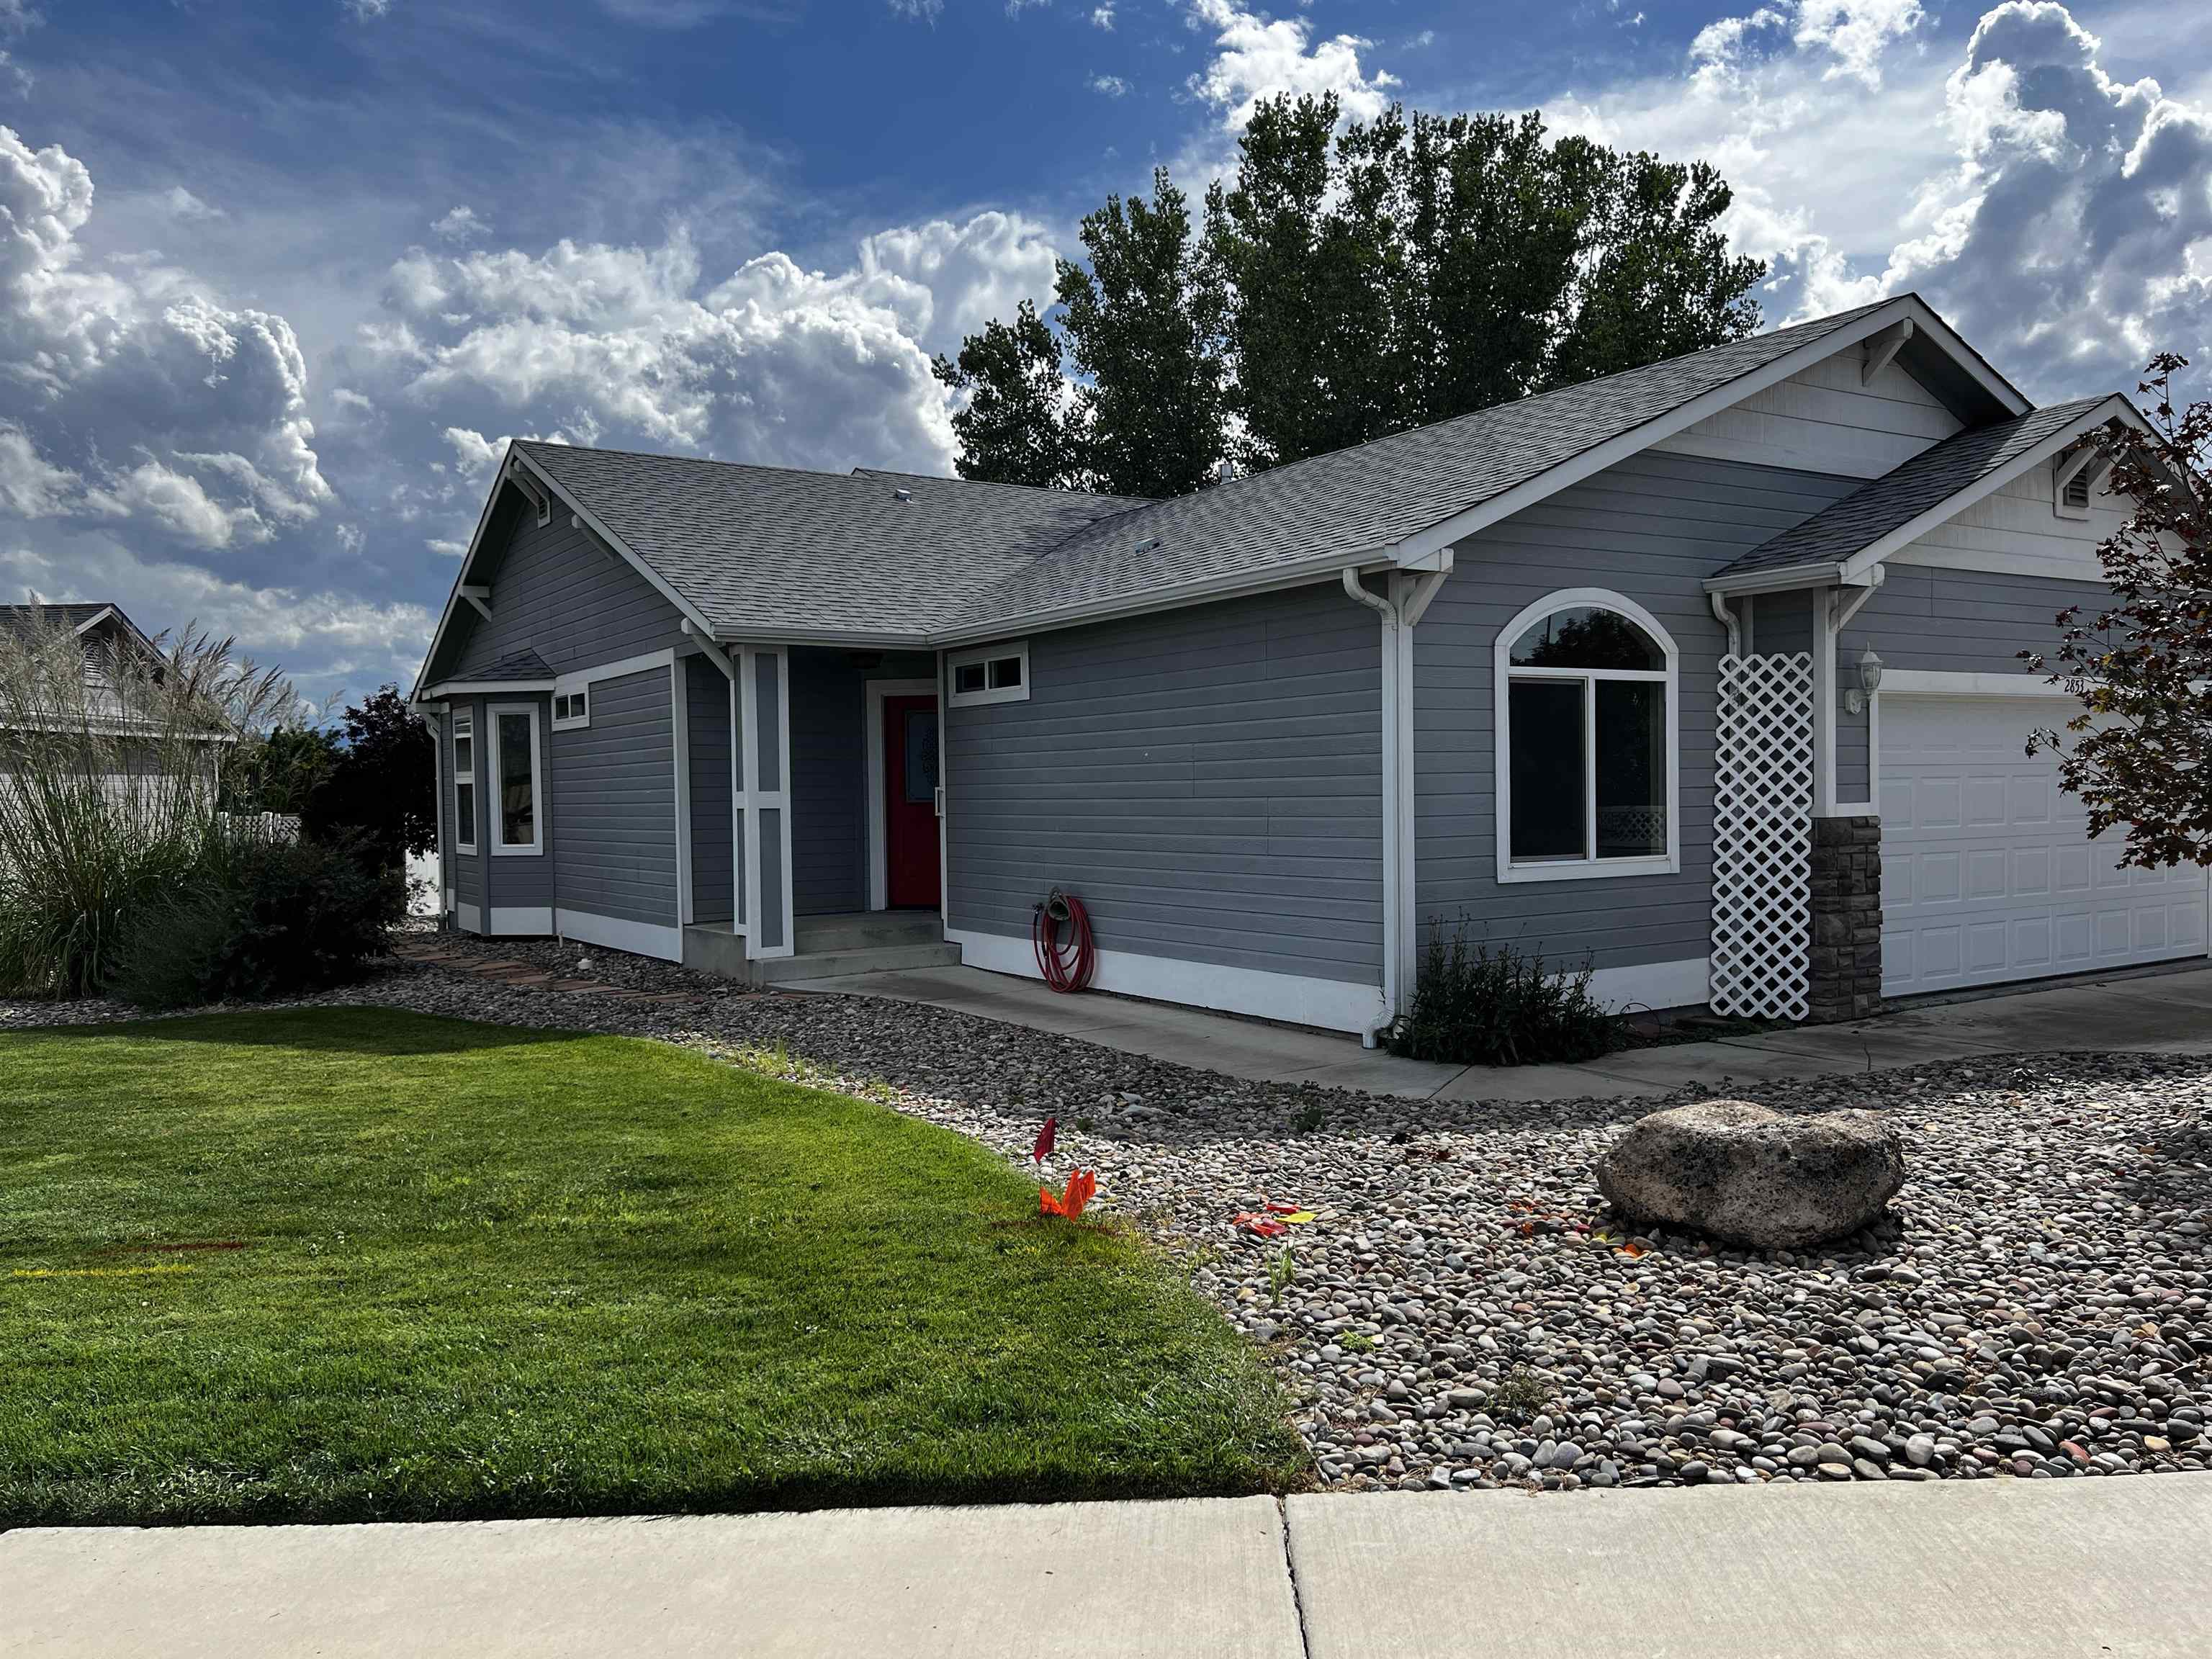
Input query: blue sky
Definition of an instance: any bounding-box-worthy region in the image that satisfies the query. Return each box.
[3,0,2209,704]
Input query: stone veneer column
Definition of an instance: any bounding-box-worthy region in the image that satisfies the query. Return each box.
[1807,814,1883,1023]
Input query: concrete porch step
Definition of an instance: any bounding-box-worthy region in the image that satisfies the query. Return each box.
[793,911,946,952]
[753,940,962,984]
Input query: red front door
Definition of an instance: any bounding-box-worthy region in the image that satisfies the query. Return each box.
[884,694,941,909]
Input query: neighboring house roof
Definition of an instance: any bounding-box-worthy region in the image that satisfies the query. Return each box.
[517,444,1150,641]
[0,602,160,655]
[416,292,2057,691]
[1707,394,2134,590]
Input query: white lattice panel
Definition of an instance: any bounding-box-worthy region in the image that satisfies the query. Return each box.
[1710,652,1814,1020]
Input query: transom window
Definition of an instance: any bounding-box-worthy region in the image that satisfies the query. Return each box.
[1494,591,1678,883]
[451,714,477,854]
[948,640,1030,707]
[552,688,590,728]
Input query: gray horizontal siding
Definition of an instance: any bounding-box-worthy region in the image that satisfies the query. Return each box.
[790,648,866,916]
[946,581,1385,987]
[1414,451,1859,976]
[686,655,734,923]
[439,498,688,682]
[550,666,677,927]
[482,697,552,911]
[1854,564,2108,676]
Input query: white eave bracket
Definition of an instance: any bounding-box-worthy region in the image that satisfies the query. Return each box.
[505,459,550,525]
[1862,318,1915,386]
[459,584,493,622]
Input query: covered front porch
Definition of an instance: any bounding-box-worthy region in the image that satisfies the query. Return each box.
[679,643,955,984]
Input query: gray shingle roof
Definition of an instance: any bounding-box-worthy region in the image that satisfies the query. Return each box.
[508,304,1905,644]
[444,645,554,684]
[1714,396,2118,581]
[518,445,1148,639]
[950,302,1899,633]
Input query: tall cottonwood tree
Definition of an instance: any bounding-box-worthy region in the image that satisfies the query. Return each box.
[940,97,1766,493]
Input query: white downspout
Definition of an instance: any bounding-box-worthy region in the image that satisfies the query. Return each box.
[1709,591,1742,657]
[1342,568,1398,1047]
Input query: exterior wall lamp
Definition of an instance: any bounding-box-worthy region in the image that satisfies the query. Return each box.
[1845,646,1883,716]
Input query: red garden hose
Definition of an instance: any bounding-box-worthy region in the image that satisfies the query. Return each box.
[1033,888,1097,993]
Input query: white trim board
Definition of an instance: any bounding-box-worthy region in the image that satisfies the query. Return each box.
[1880,670,2075,698]
[1586,956,1710,1014]
[866,678,938,911]
[487,906,553,935]
[947,928,1390,1035]
[455,901,483,934]
[486,701,545,856]
[555,907,683,963]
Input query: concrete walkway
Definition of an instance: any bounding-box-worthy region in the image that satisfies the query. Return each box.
[10,1478,2209,1658]
[783,960,2212,1100]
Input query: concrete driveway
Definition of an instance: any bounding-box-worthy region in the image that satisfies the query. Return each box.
[10,1478,2210,1658]
[783,960,2212,1101]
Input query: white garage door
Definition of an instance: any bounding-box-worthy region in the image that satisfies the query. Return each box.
[1879,693,2208,996]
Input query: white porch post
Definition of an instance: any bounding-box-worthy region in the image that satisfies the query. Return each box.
[737,645,794,959]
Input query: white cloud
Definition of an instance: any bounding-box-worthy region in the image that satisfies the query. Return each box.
[343,0,390,18]
[888,0,941,19]
[0,421,73,516]
[376,210,1058,508]
[1091,74,1129,97]
[161,186,224,221]
[433,204,487,243]
[1091,2,1114,26]
[0,127,333,552]
[1184,0,1398,132]
[1552,1,2211,397]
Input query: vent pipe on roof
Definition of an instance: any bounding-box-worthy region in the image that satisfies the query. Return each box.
[893,487,912,503]
[1217,459,1236,484]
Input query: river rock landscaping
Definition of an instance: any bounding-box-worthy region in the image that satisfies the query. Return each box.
[9,926,2211,1497]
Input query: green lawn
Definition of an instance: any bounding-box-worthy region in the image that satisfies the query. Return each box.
[0,1007,1303,1525]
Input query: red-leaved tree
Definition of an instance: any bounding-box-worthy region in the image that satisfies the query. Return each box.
[2026,355,2212,868]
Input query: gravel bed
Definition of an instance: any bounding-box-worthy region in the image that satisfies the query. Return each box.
[7,930,2210,1496]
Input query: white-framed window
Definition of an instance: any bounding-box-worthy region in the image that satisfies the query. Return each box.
[948,640,1030,707]
[552,688,590,729]
[487,702,544,855]
[1493,589,1680,884]
[451,713,477,855]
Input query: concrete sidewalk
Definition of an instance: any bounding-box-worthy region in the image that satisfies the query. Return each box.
[9,1478,2209,1658]
[783,960,2212,1101]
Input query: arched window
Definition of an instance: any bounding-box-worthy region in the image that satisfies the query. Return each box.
[1493,589,1679,882]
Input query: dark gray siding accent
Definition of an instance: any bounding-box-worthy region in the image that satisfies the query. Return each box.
[1414,452,1860,975]
[440,499,688,682]
[550,667,677,927]
[686,655,734,922]
[1837,647,1871,803]
[1750,589,1815,657]
[482,696,553,912]
[449,696,483,912]
[945,581,1385,986]
[789,648,864,916]
[1855,564,2105,675]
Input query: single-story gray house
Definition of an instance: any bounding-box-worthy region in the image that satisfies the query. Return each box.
[410,294,2203,1040]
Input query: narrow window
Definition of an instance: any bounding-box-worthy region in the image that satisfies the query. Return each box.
[948,640,1030,707]
[488,704,543,855]
[1496,595,1676,881]
[452,714,477,853]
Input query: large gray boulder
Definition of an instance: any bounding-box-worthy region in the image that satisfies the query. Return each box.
[1596,1100,1905,1250]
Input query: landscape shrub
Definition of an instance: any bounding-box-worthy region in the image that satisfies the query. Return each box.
[1386,922,1617,1067]
[0,614,312,999]
[113,831,400,1010]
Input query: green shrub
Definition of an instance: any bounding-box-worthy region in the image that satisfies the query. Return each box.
[1386,922,1617,1066]
[113,832,400,1010]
